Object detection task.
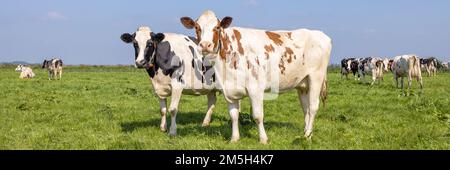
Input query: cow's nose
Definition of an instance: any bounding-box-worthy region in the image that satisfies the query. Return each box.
[199,41,213,50]
[135,60,147,68]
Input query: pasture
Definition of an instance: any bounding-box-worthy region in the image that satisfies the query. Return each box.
[0,65,449,149]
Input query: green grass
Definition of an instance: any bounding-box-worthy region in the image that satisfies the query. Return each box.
[1,65,449,150]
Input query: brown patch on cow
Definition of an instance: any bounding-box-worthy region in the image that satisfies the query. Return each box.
[264,44,275,59]
[219,33,231,60]
[264,44,274,53]
[287,32,292,40]
[266,31,283,46]
[233,29,244,55]
[284,47,294,63]
[251,68,258,80]
[229,54,239,69]
[279,60,286,74]
[247,60,251,69]
[194,23,202,43]
[255,58,260,65]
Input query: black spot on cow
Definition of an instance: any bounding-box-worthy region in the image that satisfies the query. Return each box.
[154,41,181,76]
[189,45,196,59]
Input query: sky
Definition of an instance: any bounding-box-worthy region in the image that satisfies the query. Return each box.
[1,0,449,65]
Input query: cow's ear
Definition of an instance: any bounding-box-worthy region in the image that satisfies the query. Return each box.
[151,32,165,43]
[121,33,134,43]
[180,17,196,29]
[220,16,233,29]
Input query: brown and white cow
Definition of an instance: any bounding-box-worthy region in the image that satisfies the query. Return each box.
[392,54,423,94]
[181,10,331,143]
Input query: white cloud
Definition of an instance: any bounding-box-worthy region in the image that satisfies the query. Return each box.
[43,11,67,21]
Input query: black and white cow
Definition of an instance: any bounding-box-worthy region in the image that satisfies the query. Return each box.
[42,58,63,80]
[358,57,384,85]
[420,57,437,77]
[350,58,360,80]
[340,58,354,79]
[121,26,217,136]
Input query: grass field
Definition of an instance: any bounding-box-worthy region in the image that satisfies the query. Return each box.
[1,65,449,150]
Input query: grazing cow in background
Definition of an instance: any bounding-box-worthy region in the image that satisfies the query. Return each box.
[340,58,353,79]
[181,10,331,143]
[358,57,384,85]
[121,26,218,135]
[392,54,423,94]
[442,61,449,71]
[382,58,390,72]
[350,58,360,80]
[388,59,395,72]
[15,64,35,79]
[420,57,437,77]
[42,58,63,80]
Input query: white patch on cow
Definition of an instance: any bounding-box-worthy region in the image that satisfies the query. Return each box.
[134,26,152,66]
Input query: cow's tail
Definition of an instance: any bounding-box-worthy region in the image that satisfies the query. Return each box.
[320,78,328,108]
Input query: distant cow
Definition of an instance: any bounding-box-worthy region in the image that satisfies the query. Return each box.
[388,59,395,72]
[340,58,354,79]
[442,61,449,71]
[358,57,384,85]
[392,54,423,94]
[15,64,35,79]
[350,58,360,80]
[382,58,390,72]
[42,58,63,80]
[420,57,437,77]
[121,26,218,135]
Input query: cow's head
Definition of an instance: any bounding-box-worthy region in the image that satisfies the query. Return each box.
[346,59,352,70]
[42,60,49,69]
[120,26,165,68]
[15,64,23,72]
[180,10,232,57]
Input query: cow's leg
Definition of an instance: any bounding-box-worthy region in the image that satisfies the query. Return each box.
[202,92,216,127]
[249,93,268,144]
[159,98,168,132]
[59,69,63,80]
[304,75,323,139]
[168,87,182,136]
[53,70,57,80]
[297,87,310,137]
[228,101,240,142]
[395,73,400,89]
[418,76,424,89]
[371,71,376,85]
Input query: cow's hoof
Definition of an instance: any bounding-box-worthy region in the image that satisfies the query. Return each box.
[202,122,210,127]
[304,131,313,140]
[230,137,239,143]
[160,127,167,132]
[169,131,177,136]
[259,138,268,144]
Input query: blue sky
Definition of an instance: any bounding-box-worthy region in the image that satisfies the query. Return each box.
[1,0,449,65]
